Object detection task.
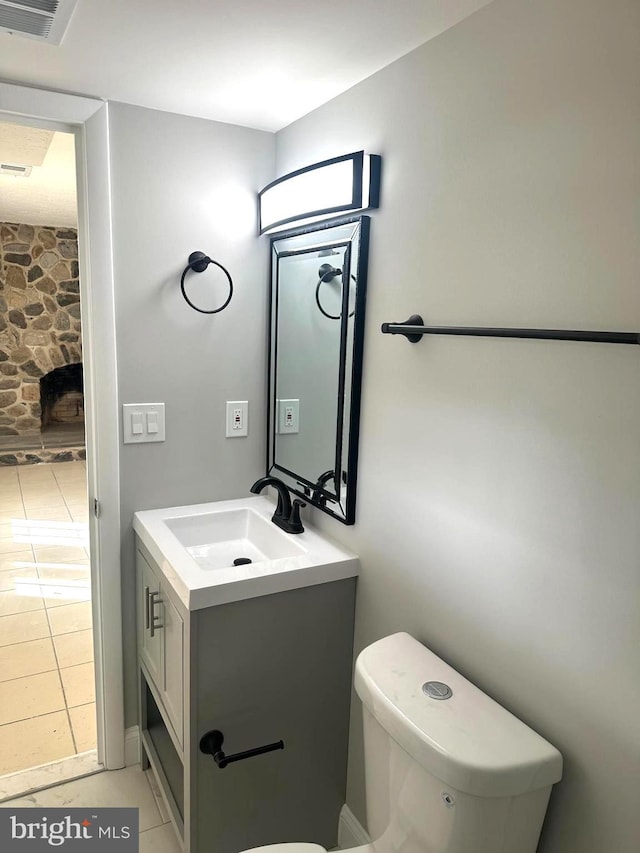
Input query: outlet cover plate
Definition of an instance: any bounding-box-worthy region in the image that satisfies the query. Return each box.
[277,399,299,434]
[226,400,248,437]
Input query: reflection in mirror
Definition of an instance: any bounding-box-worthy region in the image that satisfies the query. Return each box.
[268,216,370,524]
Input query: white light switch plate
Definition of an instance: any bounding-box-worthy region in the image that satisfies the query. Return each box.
[123,403,165,443]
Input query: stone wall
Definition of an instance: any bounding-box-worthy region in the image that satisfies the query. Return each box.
[0,222,82,437]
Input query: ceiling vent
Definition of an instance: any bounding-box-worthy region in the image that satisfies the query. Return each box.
[0,0,78,45]
[0,162,33,177]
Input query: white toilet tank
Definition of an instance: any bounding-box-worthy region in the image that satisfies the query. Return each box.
[354,633,562,853]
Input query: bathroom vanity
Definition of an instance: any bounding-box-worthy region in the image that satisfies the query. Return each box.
[133,498,358,853]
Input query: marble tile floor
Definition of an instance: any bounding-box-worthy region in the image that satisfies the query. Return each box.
[0,751,102,802]
[0,461,95,777]
[0,765,182,853]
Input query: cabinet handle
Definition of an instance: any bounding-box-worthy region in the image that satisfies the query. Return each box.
[144,586,150,630]
[149,591,163,637]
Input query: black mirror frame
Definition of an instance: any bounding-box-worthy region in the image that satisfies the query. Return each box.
[266,214,370,525]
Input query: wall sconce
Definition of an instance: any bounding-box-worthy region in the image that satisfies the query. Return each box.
[258,150,381,235]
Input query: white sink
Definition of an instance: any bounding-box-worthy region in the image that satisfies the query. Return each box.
[165,507,306,570]
[133,496,358,610]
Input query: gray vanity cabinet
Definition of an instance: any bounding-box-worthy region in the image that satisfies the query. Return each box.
[135,537,357,853]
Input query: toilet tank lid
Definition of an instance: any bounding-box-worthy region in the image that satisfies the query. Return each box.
[354,633,563,798]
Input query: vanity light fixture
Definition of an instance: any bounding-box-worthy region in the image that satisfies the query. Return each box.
[258,151,381,235]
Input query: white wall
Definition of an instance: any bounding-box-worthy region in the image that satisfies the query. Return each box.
[108,102,274,724]
[275,1,640,851]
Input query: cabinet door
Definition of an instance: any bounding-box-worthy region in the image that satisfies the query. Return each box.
[161,591,184,746]
[138,550,163,691]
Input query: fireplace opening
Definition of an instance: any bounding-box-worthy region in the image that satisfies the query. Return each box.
[40,363,85,445]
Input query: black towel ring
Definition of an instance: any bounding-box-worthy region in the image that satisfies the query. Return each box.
[315,263,356,321]
[180,251,234,314]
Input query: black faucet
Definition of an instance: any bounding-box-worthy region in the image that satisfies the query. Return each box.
[311,469,336,507]
[250,476,306,534]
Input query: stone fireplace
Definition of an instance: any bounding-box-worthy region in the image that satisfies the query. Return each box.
[0,222,85,465]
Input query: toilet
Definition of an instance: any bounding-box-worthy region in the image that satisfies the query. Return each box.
[243,632,563,853]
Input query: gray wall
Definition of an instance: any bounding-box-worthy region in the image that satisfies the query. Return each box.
[108,102,274,725]
[275,1,640,851]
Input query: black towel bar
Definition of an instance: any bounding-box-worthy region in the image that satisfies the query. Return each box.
[199,729,284,769]
[381,315,640,346]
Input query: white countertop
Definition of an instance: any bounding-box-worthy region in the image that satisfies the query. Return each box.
[133,496,359,611]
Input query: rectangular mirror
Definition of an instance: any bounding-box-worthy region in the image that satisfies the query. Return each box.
[267,215,370,524]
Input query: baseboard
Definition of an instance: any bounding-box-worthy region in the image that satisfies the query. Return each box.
[338,805,370,850]
[125,726,140,767]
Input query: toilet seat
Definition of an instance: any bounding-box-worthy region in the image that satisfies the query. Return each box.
[241,846,325,853]
[241,843,373,853]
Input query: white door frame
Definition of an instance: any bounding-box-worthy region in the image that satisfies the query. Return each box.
[0,83,125,769]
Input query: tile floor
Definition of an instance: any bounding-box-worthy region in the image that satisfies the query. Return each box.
[0,461,95,777]
[1,765,182,853]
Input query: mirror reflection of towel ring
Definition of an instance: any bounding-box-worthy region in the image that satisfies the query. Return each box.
[180,251,234,314]
[315,263,356,320]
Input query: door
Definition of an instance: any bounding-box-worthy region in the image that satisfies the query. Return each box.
[160,592,184,745]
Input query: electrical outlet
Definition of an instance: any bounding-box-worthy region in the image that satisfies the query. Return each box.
[226,400,248,437]
[277,399,300,434]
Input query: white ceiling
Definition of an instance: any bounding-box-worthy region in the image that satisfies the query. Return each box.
[0,0,493,226]
[0,123,53,165]
[0,0,494,132]
[0,124,77,226]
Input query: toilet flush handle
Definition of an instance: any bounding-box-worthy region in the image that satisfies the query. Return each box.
[199,729,284,769]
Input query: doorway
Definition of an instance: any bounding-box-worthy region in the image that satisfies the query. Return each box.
[0,122,97,779]
[0,83,124,794]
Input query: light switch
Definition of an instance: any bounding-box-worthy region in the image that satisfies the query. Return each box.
[123,403,165,443]
[131,413,144,435]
